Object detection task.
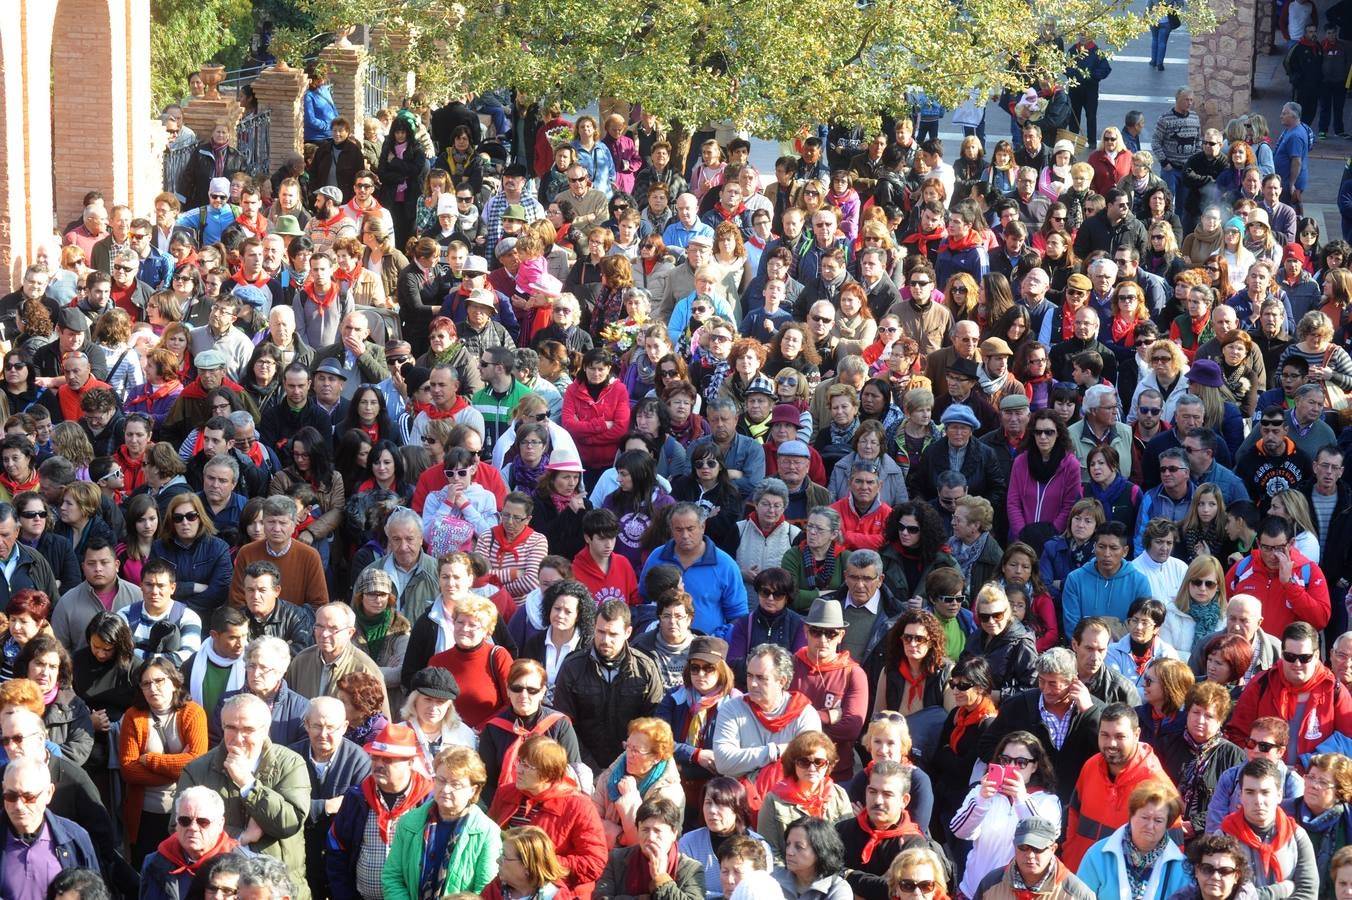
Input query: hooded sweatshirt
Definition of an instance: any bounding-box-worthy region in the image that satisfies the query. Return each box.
[571,547,638,606]
[1061,557,1154,635]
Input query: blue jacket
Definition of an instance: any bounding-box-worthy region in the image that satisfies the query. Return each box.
[290,736,371,899]
[1040,535,1093,603]
[176,204,240,246]
[934,243,989,289]
[9,811,99,875]
[1340,162,1352,243]
[1077,826,1189,900]
[1104,635,1179,693]
[1134,482,1196,556]
[1197,461,1249,506]
[326,776,428,900]
[656,687,742,778]
[304,85,338,142]
[1061,558,1154,635]
[1206,761,1304,833]
[639,537,748,640]
[148,535,234,620]
[210,682,308,746]
[572,141,616,197]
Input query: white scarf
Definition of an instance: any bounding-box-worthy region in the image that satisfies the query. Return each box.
[187,644,246,706]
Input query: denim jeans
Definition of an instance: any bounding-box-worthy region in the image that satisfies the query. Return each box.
[1150,19,1174,66]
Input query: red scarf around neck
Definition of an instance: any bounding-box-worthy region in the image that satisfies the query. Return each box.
[304,280,339,311]
[485,711,565,786]
[939,229,982,253]
[1223,807,1296,881]
[0,470,38,497]
[854,808,923,863]
[622,840,678,895]
[949,697,998,752]
[235,213,268,238]
[748,509,786,538]
[424,395,470,419]
[360,769,432,843]
[895,660,929,709]
[794,646,855,675]
[747,690,812,733]
[231,269,269,288]
[771,775,837,818]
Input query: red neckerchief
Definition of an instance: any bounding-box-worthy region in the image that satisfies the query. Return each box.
[713,202,746,223]
[747,509,786,537]
[235,213,269,238]
[748,234,768,250]
[303,279,339,311]
[485,711,567,786]
[0,470,38,497]
[154,829,239,876]
[231,270,269,288]
[112,446,146,493]
[358,422,379,443]
[623,839,679,895]
[344,198,384,219]
[1223,807,1297,881]
[1269,660,1334,720]
[895,660,929,708]
[901,225,949,259]
[939,229,982,253]
[1189,311,1211,336]
[1061,311,1077,341]
[794,646,855,675]
[771,775,837,818]
[1111,316,1138,346]
[854,809,923,863]
[949,697,998,752]
[489,524,536,553]
[424,395,469,419]
[180,377,244,401]
[1129,641,1155,676]
[334,263,365,285]
[747,690,812,733]
[314,211,347,236]
[359,769,432,843]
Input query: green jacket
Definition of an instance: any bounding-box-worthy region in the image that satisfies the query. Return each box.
[781,544,846,613]
[177,741,312,900]
[383,800,502,900]
[595,848,704,900]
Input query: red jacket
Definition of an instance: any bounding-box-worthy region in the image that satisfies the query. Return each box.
[1225,546,1331,634]
[1062,743,1173,870]
[1225,662,1352,758]
[562,380,632,471]
[488,783,608,899]
[830,496,892,551]
[572,547,638,605]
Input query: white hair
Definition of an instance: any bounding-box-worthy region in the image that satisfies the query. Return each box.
[1089,258,1118,278]
[317,601,356,629]
[269,305,296,326]
[305,695,346,723]
[176,785,225,819]
[244,636,291,670]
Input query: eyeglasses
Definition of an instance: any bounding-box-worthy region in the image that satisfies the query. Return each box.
[810,315,834,324]
[1259,541,1289,552]
[977,608,1008,623]
[807,626,842,639]
[500,513,530,522]
[1283,650,1316,664]
[901,633,929,644]
[693,458,719,469]
[205,885,238,898]
[795,756,830,770]
[2,790,40,803]
[688,663,717,675]
[996,753,1036,768]
[1246,737,1285,752]
[446,467,473,478]
[1016,844,1052,854]
[0,733,34,748]
[420,436,439,445]
[354,183,375,191]
[1066,288,1088,297]
[708,333,732,344]
[177,815,213,829]
[1158,466,1185,474]
[112,265,136,274]
[623,742,656,757]
[1196,863,1238,877]
[508,683,543,696]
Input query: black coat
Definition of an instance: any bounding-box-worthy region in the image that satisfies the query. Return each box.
[375,136,428,209]
[551,646,665,772]
[977,688,1104,806]
[397,261,455,353]
[177,141,247,211]
[1072,209,1149,260]
[837,816,948,900]
[288,735,371,900]
[477,707,582,806]
[306,138,365,202]
[917,437,1007,508]
[960,620,1038,702]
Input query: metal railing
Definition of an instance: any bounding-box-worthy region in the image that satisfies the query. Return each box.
[363,66,391,119]
[162,109,272,194]
[220,64,267,96]
[236,109,272,175]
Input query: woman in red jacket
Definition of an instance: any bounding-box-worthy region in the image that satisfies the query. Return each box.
[489,735,609,899]
[562,348,632,487]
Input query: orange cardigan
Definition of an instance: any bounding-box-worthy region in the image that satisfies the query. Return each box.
[118,701,209,842]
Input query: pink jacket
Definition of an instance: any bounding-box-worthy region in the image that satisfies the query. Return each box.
[562,379,632,470]
[1006,451,1084,543]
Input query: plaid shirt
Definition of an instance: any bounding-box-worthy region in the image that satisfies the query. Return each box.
[482,191,545,250]
[1038,694,1074,750]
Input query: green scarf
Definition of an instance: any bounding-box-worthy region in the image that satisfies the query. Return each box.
[355,605,395,660]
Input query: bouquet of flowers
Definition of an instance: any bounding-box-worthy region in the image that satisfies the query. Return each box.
[545,125,575,149]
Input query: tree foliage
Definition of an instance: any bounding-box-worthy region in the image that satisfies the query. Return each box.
[149,0,254,111]
[291,0,1221,138]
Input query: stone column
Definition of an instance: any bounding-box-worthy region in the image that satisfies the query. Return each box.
[1188,0,1257,127]
[251,64,307,170]
[320,42,366,128]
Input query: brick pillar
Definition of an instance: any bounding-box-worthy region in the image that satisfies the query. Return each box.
[320,43,366,129]
[1188,0,1258,127]
[181,97,243,147]
[251,64,307,170]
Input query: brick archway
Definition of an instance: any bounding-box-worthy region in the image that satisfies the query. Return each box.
[50,0,117,228]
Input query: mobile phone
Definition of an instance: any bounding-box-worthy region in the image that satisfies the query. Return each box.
[986,763,1008,786]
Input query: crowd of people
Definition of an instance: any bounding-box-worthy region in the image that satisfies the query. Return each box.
[3,63,1352,900]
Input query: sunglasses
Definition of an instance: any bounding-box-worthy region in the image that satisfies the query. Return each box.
[209,194,228,200]
[177,816,213,828]
[1138,406,1162,415]
[977,609,1007,623]
[1033,428,1057,437]
[810,315,834,324]
[1282,650,1315,664]
[1197,864,1238,877]
[508,684,543,696]
[996,753,1036,768]
[934,594,964,605]
[1246,737,1285,752]
[950,679,977,691]
[2,790,40,804]
[172,512,200,524]
[17,511,44,520]
[446,467,473,478]
[901,633,929,644]
[777,376,799,386]
[807,626,842,638]
[1191,578,1218,589]
[693,458,720,469]
[568,176,588,183]
[894,881,937,895]
[795,756,830,770]
[908,280,932,287]
[688,663,717,675]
